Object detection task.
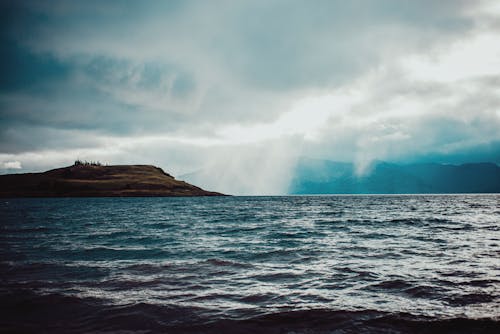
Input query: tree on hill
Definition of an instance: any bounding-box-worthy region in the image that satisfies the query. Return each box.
[74,160,102,166]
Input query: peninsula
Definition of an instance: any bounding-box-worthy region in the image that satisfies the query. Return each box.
[0,162,224,197]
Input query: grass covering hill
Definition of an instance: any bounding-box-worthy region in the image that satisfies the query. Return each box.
[0,162,224,197]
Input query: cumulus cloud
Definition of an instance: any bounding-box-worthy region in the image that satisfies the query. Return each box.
[0,0,499,193]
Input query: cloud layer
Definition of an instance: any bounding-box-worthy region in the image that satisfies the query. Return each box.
[1,0,499,193]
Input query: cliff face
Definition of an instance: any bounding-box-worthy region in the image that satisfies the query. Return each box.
[0,164,224,197]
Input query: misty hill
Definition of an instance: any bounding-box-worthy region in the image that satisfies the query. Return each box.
[289,158,500,194]
[0,164,224,197]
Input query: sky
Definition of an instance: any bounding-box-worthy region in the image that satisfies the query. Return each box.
[1,0,500,194]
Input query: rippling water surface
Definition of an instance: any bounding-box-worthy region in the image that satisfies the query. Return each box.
[1,195,499,333]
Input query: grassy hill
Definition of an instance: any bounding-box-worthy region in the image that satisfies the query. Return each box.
[0,163,224,197]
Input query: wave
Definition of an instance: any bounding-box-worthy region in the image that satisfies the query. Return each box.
[2,195,499,332]
[0,290,498,334]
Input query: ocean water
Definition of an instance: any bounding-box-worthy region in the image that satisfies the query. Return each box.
[0,195,499,333]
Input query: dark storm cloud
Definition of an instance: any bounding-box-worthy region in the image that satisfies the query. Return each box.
[214,0,473,90]
[0,1,475,138]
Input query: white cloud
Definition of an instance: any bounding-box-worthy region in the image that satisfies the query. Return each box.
[216,90,363,144]
[1,161,22,169]
[402,33,500,83]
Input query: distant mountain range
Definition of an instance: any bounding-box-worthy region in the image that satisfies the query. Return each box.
[290,158,500,194]
[0,163,224,197]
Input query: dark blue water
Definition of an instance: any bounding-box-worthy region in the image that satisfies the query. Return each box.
[1,195,499,333]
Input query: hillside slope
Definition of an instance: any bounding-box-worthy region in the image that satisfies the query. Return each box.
[0,164,224,197]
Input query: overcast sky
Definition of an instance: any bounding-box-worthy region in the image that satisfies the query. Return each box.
[1,0,499,194]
